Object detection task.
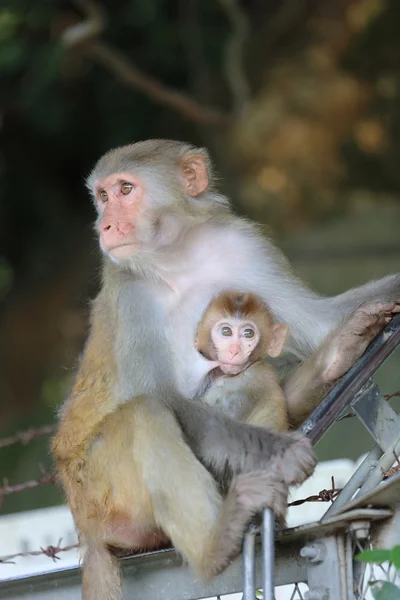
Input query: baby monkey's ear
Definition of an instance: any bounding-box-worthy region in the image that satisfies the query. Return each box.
[267,324,289,358]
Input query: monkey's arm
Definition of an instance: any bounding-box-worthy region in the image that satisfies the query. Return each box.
[52,296,116,456]
[166,393,314,484]
[51,295,118,512]
[225,226,399,359]
[51,369,116,517]
[51,348,115,458]
[283,301,400,428]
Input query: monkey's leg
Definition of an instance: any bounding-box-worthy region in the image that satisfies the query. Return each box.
[284,301,400,428]
[203,470,288,579]
[76,394,313,597]
[79,400,170,600]
[79,395,215,600]
[132,396,288,579]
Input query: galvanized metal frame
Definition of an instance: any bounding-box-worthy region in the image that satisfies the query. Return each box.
[243,313,400,597]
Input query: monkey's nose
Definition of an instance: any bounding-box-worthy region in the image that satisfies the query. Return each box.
[228,344,240,357]
[101,220,135,248]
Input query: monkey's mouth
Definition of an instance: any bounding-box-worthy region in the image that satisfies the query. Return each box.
[219,362,249,375]
[105,242,138,259]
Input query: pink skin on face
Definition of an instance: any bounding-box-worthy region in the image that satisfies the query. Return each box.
[94,172,144,259]
[211,319,260,375]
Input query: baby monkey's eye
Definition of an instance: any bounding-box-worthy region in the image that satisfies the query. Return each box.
[121,182,134,195]
[242,328,255,339]
[220,326,232,337]
[99,190,108,202]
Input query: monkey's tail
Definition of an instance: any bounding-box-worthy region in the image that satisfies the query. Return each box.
[82,541,122,600]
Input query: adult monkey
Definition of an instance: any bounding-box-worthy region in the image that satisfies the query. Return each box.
[52,140,400,600]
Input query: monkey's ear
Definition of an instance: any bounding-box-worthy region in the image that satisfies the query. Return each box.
[267,324,289,358]
[181,154,209,196]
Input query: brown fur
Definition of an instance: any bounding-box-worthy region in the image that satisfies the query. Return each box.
[51,140,397,600]
[52,143,317,600]
[52,332,306,599]
[196,291,289,431]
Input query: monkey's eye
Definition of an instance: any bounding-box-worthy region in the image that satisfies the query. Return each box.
[121,182,134,195]
[99,190,108,202]
[220,326,232,337]
[242,328,255,339]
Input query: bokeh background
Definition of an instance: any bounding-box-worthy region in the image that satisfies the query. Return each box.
[0,0,399,515]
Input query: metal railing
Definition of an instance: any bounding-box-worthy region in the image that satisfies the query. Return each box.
[242,314,400,600]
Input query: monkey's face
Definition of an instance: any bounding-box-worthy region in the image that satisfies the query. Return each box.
[88,142,217,263]
[91,171,149,260]
[211,319,260,375]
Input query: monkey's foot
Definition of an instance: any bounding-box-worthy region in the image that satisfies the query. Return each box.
[234,471,288,525]
[320,301,400,383]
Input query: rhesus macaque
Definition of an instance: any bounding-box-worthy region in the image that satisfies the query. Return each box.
[51,139,400,600]
[195,290,289,431]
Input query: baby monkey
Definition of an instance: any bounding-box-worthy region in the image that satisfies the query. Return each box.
[196,291,289,432]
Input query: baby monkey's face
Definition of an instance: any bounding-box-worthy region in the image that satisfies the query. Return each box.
[211,318,260,375]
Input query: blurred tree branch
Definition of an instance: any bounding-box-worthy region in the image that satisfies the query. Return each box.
[87,42,232,127]
[218,0,250,115]
[62,0,232,128]
[61,0,104,46]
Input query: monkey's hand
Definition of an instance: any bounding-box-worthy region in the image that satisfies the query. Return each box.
[269,434,316,486]
[232,470,289,528]
[318,301,400,383]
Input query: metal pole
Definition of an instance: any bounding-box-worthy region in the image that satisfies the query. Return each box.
[242,524,257,600]
[357,433,400,496]
[262,508,275,600]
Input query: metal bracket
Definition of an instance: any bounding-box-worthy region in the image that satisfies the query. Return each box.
[351,380,400,451]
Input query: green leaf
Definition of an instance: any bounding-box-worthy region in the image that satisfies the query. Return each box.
[371,581,400,600]
[356,549,392,564]
[390,546,400,570]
